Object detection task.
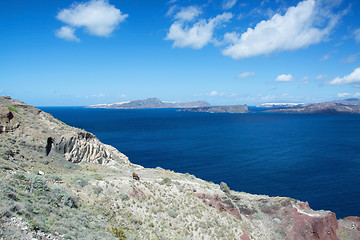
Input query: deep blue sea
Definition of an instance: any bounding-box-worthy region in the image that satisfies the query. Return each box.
[39,106,360,219]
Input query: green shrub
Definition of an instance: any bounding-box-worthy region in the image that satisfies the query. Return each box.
[7,106,18,113]
[108,227,126,240]
[160,177,172,186]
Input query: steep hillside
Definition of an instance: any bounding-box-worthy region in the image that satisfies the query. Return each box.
[0,96,359,240]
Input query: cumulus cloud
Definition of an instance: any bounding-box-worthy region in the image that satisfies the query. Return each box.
[166,12,232,49]
[275,74,294,82]
[237,72,255,79]
[337,92,351,97]
[329,67,360,85]
[222,0,339,59]
[174,6,202,22]
[222,0,237,10]
[56,0,128,40]
[55,26,80,42]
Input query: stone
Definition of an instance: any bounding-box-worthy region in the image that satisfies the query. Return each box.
[220,182,230,194]
[167,209,177,218]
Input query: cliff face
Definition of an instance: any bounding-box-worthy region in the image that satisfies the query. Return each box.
[0,96,129,167]
[0,96,359,240]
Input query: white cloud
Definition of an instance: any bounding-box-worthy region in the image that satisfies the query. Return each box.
[315,74,328,79]
[174,6,202,22]
[55,26,80,42]
[120,94,126,98]
[222,0,237,10]
[166,12,232,49]
[209,91,218,96]
[237,72,255,79]
[275,74,293,82]
[329,67,360,85]
[56,0,128,40]
[337,92,351,98]
[354,93,360,97]
[222,0,339,59]
[354,28,360,43]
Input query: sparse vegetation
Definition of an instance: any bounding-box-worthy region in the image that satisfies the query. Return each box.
[7,106,18,113]
[108,227,126,240]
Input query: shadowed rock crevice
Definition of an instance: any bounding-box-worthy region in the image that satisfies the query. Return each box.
[46,137,54,156]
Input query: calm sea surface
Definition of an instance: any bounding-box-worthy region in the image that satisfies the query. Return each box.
[40,107,360,219]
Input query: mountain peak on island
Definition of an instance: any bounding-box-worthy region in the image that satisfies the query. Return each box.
[87,97,210,109]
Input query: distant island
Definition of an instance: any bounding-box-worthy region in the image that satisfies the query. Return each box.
[87,97,210,109]
[179,104,249,113]
[266,102,360,114]
[257,103,305,108]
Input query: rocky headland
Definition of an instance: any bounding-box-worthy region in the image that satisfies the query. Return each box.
[87,97,210,109]
[1,96,359,240]
[179,104,250,114]
[265,103,360,114]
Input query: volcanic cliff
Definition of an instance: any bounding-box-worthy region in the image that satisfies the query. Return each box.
[0,96,359,240]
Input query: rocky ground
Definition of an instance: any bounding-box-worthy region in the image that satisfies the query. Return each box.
[0,96,359,240]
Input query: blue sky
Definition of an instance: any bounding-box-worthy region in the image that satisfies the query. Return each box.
[1,0,360,106]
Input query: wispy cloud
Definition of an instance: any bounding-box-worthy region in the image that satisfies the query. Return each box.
[341,54,358,63]
[337,92,351,97]
[85,93,106,98]
[222,0,237,10]
[354,28,360,43]
[55,26,80,42]
[320,54,330,61]
[302,76,310,84]
[315,74,328,80]
[329,67,360,85]
[166,12,232,49]
[56,0,128,41]
[222,0,340,59]
[275,74,293,82]
[237,72,255,79]
[174,6,202,22]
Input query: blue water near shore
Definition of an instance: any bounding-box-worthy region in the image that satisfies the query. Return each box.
[40,106,360,219]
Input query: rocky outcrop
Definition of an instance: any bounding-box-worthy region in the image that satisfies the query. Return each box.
[0,96,130,167]
[179,104,249,113]
[46,131,129,165]
[0,107,20,133]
